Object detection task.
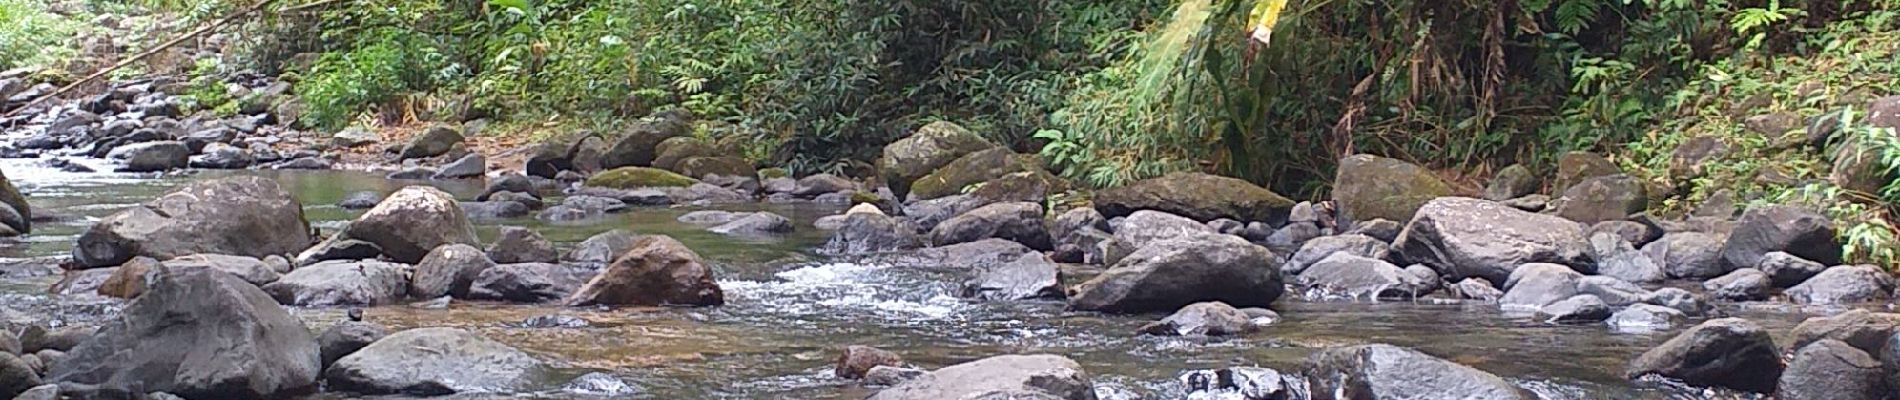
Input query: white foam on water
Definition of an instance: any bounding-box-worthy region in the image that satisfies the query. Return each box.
[721,262,968,321]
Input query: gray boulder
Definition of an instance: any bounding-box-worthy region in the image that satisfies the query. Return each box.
[1607,304,1686,332]
[876,121,998,201]
[319,186,479,264]
[114,141,190,172]
[962,251,1061,301]
[324,327,549,395]
[486,226,558,264]
[410,244,495,299]
[1554,174,1646,224]
[563,230,642,266]
[1588,231,1664,284]
[1787,310,1900,355]
[399,124,464,159]
[1702,268,1770,301]
[1759,251,1827,288]
[1786,265,1895,305]
[929,202,1051,250]
[1331,154,1453,224]
[0,354,39,399]
[1283,234,1389,276]
[1626,318,1782,393]
[1642,232,1731,279]
[1721,205,1840,269]
[261,260,410,306]
[1482,164,1536,201]
[709,212,794,236]
[317,321,387,369]
[1306,344,1528,400]
[1069,233,1282,313]
[1395,197,1590,284]
[1448,278,1504,302]
[564,235,723,306]
[820,213,923,255]
[160,253,281,286]
[337,191,384,210]
[1137,301,1258,336]
[868,354,1094,400]
[1099,172,1297,224]
[1498,263,1582,309]
[1776,339,1886,400]
[1536,294,1612,324]
[75,176,314,268]
[469,263,595,303]
[1296,253,1430,301]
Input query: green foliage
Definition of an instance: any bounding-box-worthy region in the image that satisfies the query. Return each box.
[0,0,85,71]
[297,29,448,129]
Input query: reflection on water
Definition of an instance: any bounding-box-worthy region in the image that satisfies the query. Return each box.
[0,159,1816,399]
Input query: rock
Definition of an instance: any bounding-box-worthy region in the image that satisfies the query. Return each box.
[907,148,1043,201]
[1342,219,1401,243]
[1069,233,1282,313]
[460,201,528,219]
[411,244,495,299]
[1095,172,1292,223]
[294,239,382,266]
[1050,207,1110,245]
[1589,232,1665,284]
[1669,136,1730,178]
[1775,339,1886,400]
[1537,294,1612,324]
[1283,234,1388,276]
[470,263,594,303]
[878,239,1038,271]
[1787,310,1900,355]
[324,327,548,395]
[561,372,639,396]
[1607,304,1687,332]
[1589,220,1661,248]
[1395,197,1590,284]
[672,156,754,181]
[599,119,689,169]
[1626,318,1782,393]
[331,127,380,148]
[96,257,159,299]
[1483,164,1537,201]
[1832,134,1892,195]
[385,167,436,180]
[1499,194,1549,211]
[399,124,464,159]
[1553,151,1621,193]
[0,353,40,399]
[112,141,190,172]
[488,191,544,209]
[337,191,384,210]
[1642,232,1730,279]
[677,210,750,225]
[187,142,254,169]
[1297,253,1429,301]
[431,154,486,179]
[836,346,904,380]
[1554,174,1645,224]
[317,321,388,369]
[519,314,590,328]
[19,327,87,355]
[12,384,55,400]
[968,170,1067,204]
[864,366,928,387]
[1178,367,1304,400]
[272,157,333,170]
[52,268,115,296]
[867,354,1093,400]
[1642,287,1710,317]
[929,202,1051,250]
[486,226,557,264]
[1759,251,1827,288]
[74,176,314,268]
[563,194,629,213]
[1332,154,1454,224]
[1307,344,1528,400]
[1575,276,1649,306]
[1786,265,1895,305]
[1497,263,1583,308]
[565,235,722,306]
[649,137,719,171]
[478,174,539,201]
[787,174,854,197]
[820,213,923,255]
[1702,268,1770,301]
[161,253,281,286]
[903,194,987,232]
[813,215,848,230]
[570,187,672,206]
[709,212,794,236]
[585,166,698,189]
[261,260,410,306]
[1138,301,1258,336]
[665,183,749,204]
[321,186,479,264]
[564,230,643,266]
[49,265,320,399]
[962,251,1061,301]
[1104,210,1214,261]
[877,121,998,200]
[1721,204,1840,269]
[0,168,29,234]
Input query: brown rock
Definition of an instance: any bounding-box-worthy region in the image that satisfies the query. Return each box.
[836,345,904,380]
[564,235,723,306]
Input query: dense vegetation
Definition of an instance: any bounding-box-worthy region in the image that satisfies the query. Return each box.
[5,0,1900,264]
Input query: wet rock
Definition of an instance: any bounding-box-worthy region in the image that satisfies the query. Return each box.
[1776,339,1885,400]
[411,244,495,299]
[879,239,1038,272]
[813,215,848,231]
[318,321,388,369]
[320,186,479,264]
[1574,276,1649,306]
[324,327,548,395]
[836,346,904,379]
[1537,294,1612,324]
[161,253,281,286]
[535,205,598,222]
[1626,318,1782,393]
[962,251,1061,301]
[1395,197,1590,284]
[488,191,543,210]
[465,201,531,220]
[1589,232,1664,284]
[1607,304,1686,332]
[1786,265,1895,305]
[877,121,997,200]
[1298,253,1429,301]
[1721,204,1840,269]
[0,170,27,236]
[469,263,594,303]
[571,186,672,206]
[112,141,189,172]
[1178,366,1305,400]
[294,239,382,266]
[50,265,320,399]
[187,142,254,169]
[431,154,486,180]
[519,314,590,328]
[262,260,410,306]
[868,354,1093,400]
[1070,233,1282,313]
[929,202,1051,250]
[564,230,642,266]
[337,191,384,210]
[1307,344,1528,400]
[785,174,852,197]
[399,124,464,159]
[1095,172,1292,224]
[864,366,928,387]
[1332,154,1454,224]
[1642,232,1730,279]
[487,226,557,264]
[1138,301,1258,336]
[1483,164,1537,201]
[1553,174,1645,224]
[1283,234,1389,276]
[1787,310,1900,355]
[1446,278,1502,301]
[75,176,314,268]
[665,183,749,204]
[1342,219,1401,244]
[562,372,640,396]
[709,212,794,236]
[1702,268,1769,301]
[565,235,722,306]
[820,213,923,255]
[1050,208,1110,245]
[1553,151,1621,194]
[0,353,39,399]
[1641,287,1709,317]
[478,174,538,201]
[1759,251,1827,288]
[1498,263,1583,308]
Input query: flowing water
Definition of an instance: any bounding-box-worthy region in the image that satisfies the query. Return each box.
[0,158,1831,399]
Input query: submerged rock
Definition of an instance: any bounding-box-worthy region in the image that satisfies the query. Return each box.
[1626,318,1782,393]
[1138,301,1258,336]
[324,327,549,395]
[868,354,1094,400]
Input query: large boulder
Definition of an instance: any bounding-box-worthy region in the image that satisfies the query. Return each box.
[1069,233,1282,314]
[565,235,723,306]
[585,167,698,189]
[1787,310,1900,355]
[1759,251,1827,288]
[867,354,1094,400]
[1626,318,1782,393]
[906,148,1043,201]
[674,156,756,180]
[469,263,594,303]
[1589,232,1665,284]
[261,260,410,306]
[969,170,1068,204]
[49,265,320,399]
[0,168,29,234]
[599,118,689,169]
[1394,197,1590,284]
[1497,263,1583,308]
[114,141,190,172]
[904,194,987,232]
[74,176,314,268]
[1297,253,1430,301]
[563,230,642,266]
[1554,174,1646,224]
[324,327,549,395]
[1785,265,1895,305]
[1103,210,1213,261]
[398,123,463,159]
[1721,205,1840,269]
[1306,344,1529,400]
[819,213,922,255]
[1332,154,1454,224]
[1482,164,1536,201]
[317,321,387,369]
[161,253,282,287]
[1552,151,1621,193]
[877,121,998,200]
[650,136,720,171]
[410,244,495,299]
[928,202,1052,250]
[1642,232,1731,279]
[708,212,794,236]
[1283,234,1389,276]
[0,354,38,399]
[320,186,479,264]
[487,226,558,264]
[1702,268,1770,301]
[1094,172,1292,223]
[1776,339,1886,400]
[961,251,1061,301]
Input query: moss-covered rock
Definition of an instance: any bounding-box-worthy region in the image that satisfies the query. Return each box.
[1483,164,1537,201]
[757,168,791,179]
[1095,172,1293,223]
[877,121,997,200]
[600,116,691,169]
[970,170,1069,204]
[1332,154,1453,224]
[0,168,29,234]
[586,167,699,189]
[675,156,757,179]
[399,123,464,160]
[652,137,719,171]
[907,148,1044,201]
[849,191,882,205]
[1554,174,1647,224]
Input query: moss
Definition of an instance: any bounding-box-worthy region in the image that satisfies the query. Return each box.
[908,148,1041,200]
[586,167,699,189]
[757,168,791,179]
[849,191,881,205]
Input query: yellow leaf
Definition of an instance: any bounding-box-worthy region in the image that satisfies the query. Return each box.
[1248,0,1289,45]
